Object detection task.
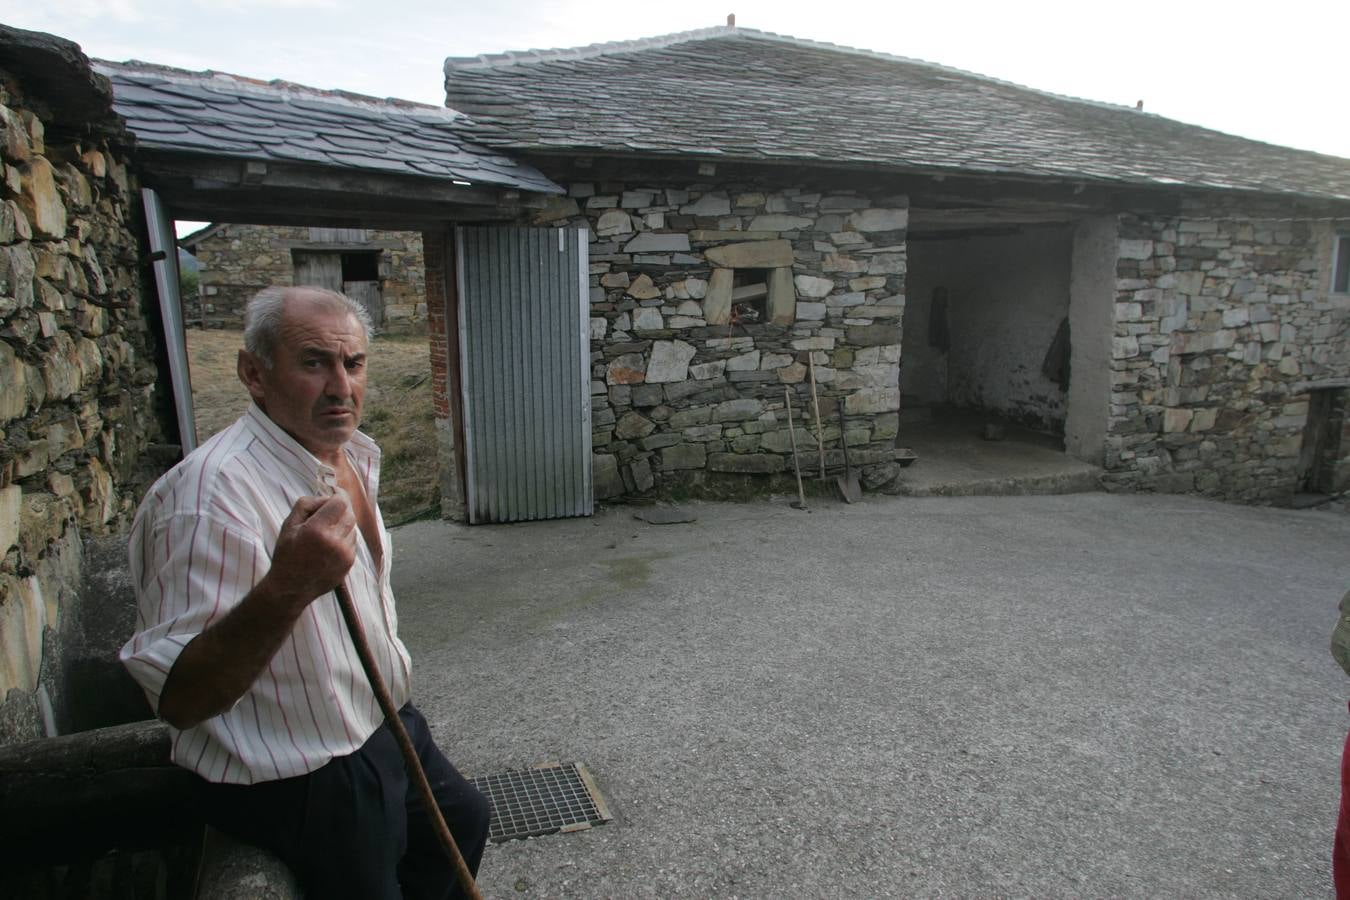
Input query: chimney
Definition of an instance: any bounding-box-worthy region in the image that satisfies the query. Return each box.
[727,13,736,26]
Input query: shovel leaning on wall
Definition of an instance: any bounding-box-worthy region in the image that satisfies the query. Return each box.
[835,401,862,503]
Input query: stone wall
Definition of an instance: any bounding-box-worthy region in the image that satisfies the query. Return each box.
[190,224,426,331]
[0,33,164,744]
[1103,203,1350,501]
[530,181,909,499]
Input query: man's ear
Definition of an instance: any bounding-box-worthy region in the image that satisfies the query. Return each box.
[237,350,268,404]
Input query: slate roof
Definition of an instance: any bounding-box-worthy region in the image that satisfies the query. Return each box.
[95,60,562,195]
[444,27,1350,203]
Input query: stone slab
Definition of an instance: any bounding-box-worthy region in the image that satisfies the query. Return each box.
[708,453,786,473]
[633,505,697,525]
[704,240,794,269]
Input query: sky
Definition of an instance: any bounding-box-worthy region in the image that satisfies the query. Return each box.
[3,0,1344,231]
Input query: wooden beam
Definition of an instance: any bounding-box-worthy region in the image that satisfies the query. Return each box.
[276,240,404,251]
[140,153,517,207]
[156,193,520,230]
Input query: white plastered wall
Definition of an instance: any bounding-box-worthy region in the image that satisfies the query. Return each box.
[904,226,1073,429]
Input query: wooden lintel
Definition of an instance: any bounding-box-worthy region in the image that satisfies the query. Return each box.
[731,283,768,302]
[159,197,521,230]
[908,226,1028,242]
[277,240,404,251]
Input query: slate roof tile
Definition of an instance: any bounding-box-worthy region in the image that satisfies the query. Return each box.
[443,26,1350,202]
[268,143,332,163]
[95,60,562,195]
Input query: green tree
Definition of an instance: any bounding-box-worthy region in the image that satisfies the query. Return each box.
[179,265,199,299]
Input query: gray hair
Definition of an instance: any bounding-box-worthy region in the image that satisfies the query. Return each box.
[243,286,373,368]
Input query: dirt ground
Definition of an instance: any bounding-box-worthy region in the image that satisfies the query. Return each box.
[185,328,439,524]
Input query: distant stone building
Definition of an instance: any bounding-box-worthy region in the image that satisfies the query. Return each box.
[180,224,427,331]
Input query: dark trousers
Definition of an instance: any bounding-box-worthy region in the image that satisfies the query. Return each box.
[197,704,489,900]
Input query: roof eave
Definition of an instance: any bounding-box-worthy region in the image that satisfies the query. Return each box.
[506,144,1350,207]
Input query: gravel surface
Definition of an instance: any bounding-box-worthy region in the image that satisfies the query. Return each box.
[392,492,1350,898]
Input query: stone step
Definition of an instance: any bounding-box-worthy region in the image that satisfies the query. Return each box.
[883,468,1102,498]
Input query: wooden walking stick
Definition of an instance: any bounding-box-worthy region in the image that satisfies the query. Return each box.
[785,388,809,511]
[807,355,826,481]
[334,584,484,900]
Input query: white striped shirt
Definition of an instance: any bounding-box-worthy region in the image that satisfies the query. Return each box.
[120,403,412,785]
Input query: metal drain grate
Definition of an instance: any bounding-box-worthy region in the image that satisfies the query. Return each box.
[470,762,612,843]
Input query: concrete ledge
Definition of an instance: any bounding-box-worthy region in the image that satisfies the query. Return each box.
[885,468,1103,498]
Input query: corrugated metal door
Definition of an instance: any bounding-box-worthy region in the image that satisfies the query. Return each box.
[457,226,592,523]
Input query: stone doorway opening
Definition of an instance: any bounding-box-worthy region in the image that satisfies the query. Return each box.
[1297,386,1348,499]
[890,213,1114,494]
[901,223,1075,446]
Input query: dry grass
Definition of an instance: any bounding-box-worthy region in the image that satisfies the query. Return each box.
[185,329,440,524]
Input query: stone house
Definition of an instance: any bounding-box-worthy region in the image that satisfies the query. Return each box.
[180,222,428,331]
[439,25,1350,507]
[1,15,1348,895]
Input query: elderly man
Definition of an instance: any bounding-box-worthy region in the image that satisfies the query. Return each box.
[121,286,488,900]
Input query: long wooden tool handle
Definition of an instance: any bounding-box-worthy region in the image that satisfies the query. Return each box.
[785,388,807,508]
[807,355,826,480]
[334,584,483,900]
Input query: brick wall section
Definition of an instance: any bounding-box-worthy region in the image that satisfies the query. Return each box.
[423,228,450,420]
[0,52,163,741]
[423,227,469,520]
[1104,203,1350,501]
[191,224,426,331]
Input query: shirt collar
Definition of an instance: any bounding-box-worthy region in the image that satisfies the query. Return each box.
[242,402,380,495]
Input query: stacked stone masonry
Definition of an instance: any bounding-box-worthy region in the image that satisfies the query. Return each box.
[531,182,909,499]
[0,64,161,742]
[190,224,427,331]
[1104,203,1350,501]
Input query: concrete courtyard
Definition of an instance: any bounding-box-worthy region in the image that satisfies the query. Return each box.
[394,492,1350,898]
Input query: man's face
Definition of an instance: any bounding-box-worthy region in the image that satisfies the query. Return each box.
[239,294,368,461]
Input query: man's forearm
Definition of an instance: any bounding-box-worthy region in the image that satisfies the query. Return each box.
[157,574,314,729]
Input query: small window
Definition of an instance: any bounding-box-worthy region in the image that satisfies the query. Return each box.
[1334,234,1350,294]
[730,268,769,325]
[341,251,379,282]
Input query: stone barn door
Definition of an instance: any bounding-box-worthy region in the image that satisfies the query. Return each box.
[343,280,384,328]
[456,226,592,523]
[293,250,341,291]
